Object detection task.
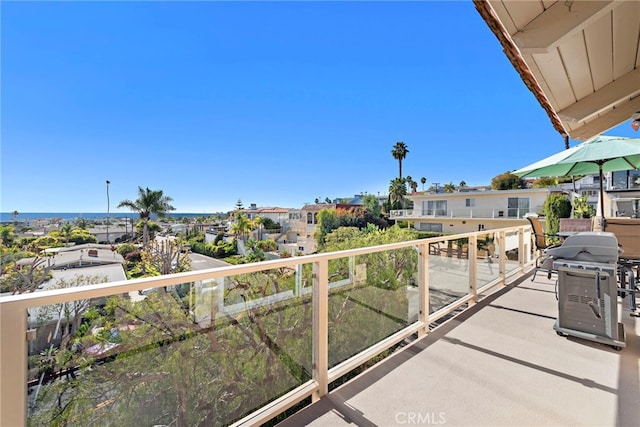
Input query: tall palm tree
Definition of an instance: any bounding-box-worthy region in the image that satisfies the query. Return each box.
[117,187,176,247]
[391,141,409,179]
[420,177,427,191]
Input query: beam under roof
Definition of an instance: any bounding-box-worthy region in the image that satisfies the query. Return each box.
[558,68,640,123]
[513,0,616,54]
[569,95,640,141]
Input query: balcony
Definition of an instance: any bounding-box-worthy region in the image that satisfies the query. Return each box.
[279,271,640,426]
[1,225,638,426]
[391,207,544,220]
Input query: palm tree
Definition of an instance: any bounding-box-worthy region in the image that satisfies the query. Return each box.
[406,176,418,193]
[59,224,73,246]
[117,187,176,247]
[388,178,407,209]
[391,141,409,179]
[420,177,427,191]
[230,212,252,242]
[443,182,456,193]
[459,180,467,188]
[12,210,19,226]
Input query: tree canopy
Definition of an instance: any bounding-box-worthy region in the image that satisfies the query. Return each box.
[391,141,409,179]
[490,172,526,190]
[118,187,175,246]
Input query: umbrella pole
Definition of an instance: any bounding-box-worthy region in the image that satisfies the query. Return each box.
[599,165,605,220]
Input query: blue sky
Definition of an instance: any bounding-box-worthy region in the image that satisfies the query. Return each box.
[1,1,637,214]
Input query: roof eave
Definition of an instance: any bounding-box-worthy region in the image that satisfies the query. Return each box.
[473,0,568,139]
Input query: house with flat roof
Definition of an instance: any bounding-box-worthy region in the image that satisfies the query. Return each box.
[22,247,127,355]
[393,188,560,234]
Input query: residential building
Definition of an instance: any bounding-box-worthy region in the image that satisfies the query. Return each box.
[229,204,300,232]
[284,203,363,255]
[393,188,558,233]
[11,245,127,355]
[329,193,387,206]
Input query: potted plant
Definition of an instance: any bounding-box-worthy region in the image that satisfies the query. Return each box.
[560,195,594,232]
[572,195,596,218]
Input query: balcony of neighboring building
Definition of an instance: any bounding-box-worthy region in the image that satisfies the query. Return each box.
[390,206,544,220]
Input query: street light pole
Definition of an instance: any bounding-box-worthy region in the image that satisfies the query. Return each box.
[106,180,111,244]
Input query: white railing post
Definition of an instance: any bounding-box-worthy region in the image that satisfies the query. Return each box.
[468,235,478,306]
[0,304,27,426]
[312,260,328,402]
[418,242,430,337]
[518,227,526,271]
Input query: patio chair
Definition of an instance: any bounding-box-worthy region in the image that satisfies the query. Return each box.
[526,216,560,281]
[603,218,640,316]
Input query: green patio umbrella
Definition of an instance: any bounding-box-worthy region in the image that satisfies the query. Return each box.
[513,135,640,219]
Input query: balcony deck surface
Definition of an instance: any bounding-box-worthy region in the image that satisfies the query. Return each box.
[278,271,640,427]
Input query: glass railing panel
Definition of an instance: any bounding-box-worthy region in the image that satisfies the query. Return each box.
[27,274,311,426]
[476,232,500,288]
[503,230,522,275]
[327,249,417,368]
[428,238,470,312]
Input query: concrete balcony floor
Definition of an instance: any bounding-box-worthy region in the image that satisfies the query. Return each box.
[278,271,640,426]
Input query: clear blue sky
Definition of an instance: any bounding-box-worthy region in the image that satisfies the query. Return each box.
[1,1,637,214]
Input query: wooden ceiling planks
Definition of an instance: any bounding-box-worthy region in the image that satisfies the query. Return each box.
[475,0,640,141]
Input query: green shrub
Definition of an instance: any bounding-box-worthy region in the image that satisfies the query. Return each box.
[255,239,277,252]
[573,195,595,218]
[543,193,572,235]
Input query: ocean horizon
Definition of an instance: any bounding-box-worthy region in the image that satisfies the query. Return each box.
[0,212,224,222]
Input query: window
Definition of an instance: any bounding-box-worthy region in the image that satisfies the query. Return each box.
[423,200,447,216]
[478,224,485,231]
[612,171,628,189]
[507,197,529,218]
[612,169,640,189]
[465,198,475,207]
[419,223,443,232]
[306,213,313,224]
